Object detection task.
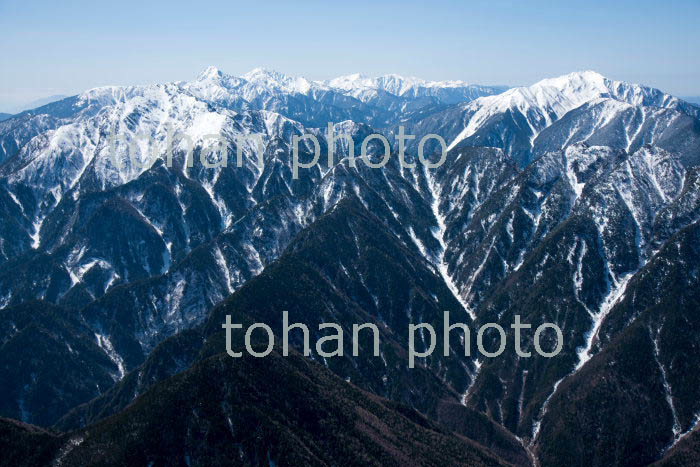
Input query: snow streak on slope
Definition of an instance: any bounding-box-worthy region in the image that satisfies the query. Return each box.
[531,379,563,444]
[575,272,634,370]
[425,168,476,321]
[666,413,700,454]
[650,326,682,440]
[460,358,482,405]
[95,333,126,380]
[528,269,635,446]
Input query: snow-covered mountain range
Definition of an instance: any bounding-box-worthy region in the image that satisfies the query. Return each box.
[1,67,699,466]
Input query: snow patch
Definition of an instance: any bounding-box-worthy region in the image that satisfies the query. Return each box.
[95,333,126,380]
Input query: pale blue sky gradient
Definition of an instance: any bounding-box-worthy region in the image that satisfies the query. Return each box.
[1,0,698,111]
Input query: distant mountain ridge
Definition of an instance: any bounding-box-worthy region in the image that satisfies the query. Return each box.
[2,94,68,115]
[681,96,700,105]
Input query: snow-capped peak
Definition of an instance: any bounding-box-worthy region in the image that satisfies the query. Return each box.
[243,67,287,81]
[523,70,682,111]
[323,73,473,96]
[533,70,608,93]
[196,66,313,94]
[446,70,687,153]
[487,70,613,113]
[197,65,224,81]
[242,68,314,95]
[324,73,375,90]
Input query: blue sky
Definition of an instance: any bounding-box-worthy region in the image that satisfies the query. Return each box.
[1,0,698,111]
